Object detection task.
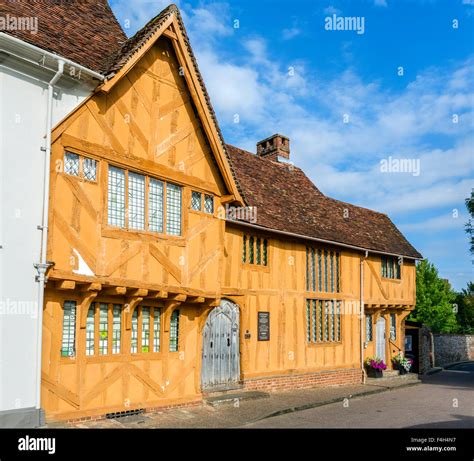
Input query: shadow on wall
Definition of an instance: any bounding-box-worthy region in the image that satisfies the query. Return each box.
[434,334,474,366]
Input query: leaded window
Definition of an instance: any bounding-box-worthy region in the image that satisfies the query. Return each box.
[390,313,396,340]
[204,194,214,214]
[166,183,182,236]
[86,307,95,356]
[170,310,180,352]
[61,301,76,357]
[191,191,202,211]
[153,308,161,353]
[330,252,334,292]
[141,307,150,352]
[307,299,341,343]
[99,303,108,355]
[243,234,268,266]
[318,249,322,291]
[128,172,145,230]
[366,314,373,342]
[83,157,97,181]
[381,256,401,280]
[112,305,122,354]
[108,166,126,227]
[308,247,340,293]
[324,250,328,292]
[131,309,138,354]
[149,179,164,233]
[256,238,261,264]
[64,152,79,176]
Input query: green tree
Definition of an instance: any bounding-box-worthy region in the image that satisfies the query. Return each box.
[410,259,458,333]
[454,282,474,334]
[466,189,474,255]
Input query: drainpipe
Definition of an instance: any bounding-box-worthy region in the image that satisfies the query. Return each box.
[34,59,64,419]
[360,250,368,383]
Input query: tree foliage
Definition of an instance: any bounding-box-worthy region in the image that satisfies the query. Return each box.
[410,259,458,333]
[454,282,474,334]
[466,189,474,255]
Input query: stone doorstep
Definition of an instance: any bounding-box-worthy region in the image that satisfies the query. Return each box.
[366,372,420,384]
[204,390,270,407]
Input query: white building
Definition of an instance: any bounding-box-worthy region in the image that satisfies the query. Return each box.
[0,1,125,427]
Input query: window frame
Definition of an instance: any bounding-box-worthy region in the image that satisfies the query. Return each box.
[130,306,163,356]
[306,247,341,294]
[242,233,270,270]
[381,255,402,281]
[63,149,99,184]
[60,301,77,358]
[305,298,343,345]
[105,163,183,238]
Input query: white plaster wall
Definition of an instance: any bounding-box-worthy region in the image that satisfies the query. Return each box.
[0,63,92,413]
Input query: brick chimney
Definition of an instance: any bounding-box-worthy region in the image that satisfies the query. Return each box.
[256,134,290,161]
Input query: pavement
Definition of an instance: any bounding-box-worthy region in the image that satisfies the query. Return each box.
[248,362,474,428]
[47,372,421,429]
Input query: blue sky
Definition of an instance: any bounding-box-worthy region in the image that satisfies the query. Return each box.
[110,0,474,290]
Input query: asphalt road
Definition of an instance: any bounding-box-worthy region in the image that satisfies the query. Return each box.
[248,362,474,428]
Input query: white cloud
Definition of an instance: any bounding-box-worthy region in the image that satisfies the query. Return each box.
[282,27,301,40]
[400,212,468,233]
[374,0,388,6]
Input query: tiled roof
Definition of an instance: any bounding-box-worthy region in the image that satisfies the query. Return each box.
[226,145,422,259]
[0,0,126,73]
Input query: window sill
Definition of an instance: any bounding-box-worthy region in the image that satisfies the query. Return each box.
[59,171,98,185]
[307,341,343,347]
[102,225,185,244]
[381,277,402,283]
[242,263,270,272]
[189,208,214,218]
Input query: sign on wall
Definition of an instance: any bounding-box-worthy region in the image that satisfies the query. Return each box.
[258,312,270,341]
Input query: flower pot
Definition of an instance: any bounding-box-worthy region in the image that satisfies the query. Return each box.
[399,367,408,375]
[367,368,383,378]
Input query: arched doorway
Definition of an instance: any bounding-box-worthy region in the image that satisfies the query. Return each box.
[201,299,240,391]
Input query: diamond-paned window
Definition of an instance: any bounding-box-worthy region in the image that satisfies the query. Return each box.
[83,157,97,181]
[169,310,180,352]
[191,191,202,211]
[204,194,214,214]
[64,152,79,176]
[61,301,76,357]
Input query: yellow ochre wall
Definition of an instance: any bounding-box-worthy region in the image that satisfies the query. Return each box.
[41,32,416,421]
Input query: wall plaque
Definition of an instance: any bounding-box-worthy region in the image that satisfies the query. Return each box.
[258,312,270,341]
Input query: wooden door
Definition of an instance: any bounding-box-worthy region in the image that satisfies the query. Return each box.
[201,299,240,391]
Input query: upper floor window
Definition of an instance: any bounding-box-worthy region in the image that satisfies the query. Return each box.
[64,151,97,182]
[107,165,182,236]
[242,234,268,266]
[307,247,340,293]
[61,301,76,357]
[306,299,342,343]
[381,255,401,279]
[190,190,214,215]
